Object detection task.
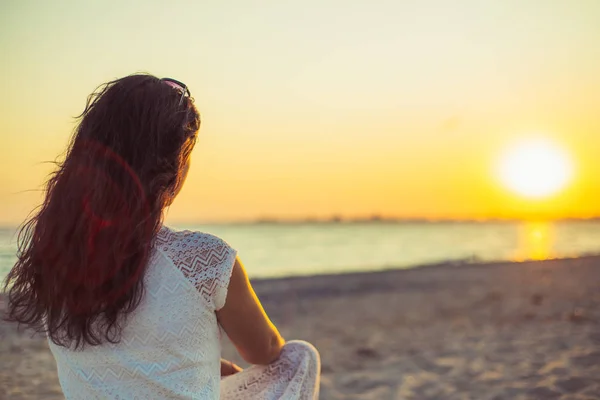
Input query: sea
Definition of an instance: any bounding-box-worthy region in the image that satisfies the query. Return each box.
[2,220,600,282]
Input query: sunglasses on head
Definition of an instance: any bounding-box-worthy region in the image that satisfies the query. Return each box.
[161,77,191,105]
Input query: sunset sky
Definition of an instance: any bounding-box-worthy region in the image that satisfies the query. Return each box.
[1,0,600,225]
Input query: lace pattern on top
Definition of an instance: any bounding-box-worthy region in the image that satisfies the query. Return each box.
[154,227,237,310]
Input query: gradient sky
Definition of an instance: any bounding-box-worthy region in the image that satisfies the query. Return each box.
[1,0,600,225]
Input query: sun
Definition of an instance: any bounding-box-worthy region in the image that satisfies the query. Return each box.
[496,138,573,198]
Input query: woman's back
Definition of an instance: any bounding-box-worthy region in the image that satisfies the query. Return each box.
[48,226,237,399]
[5,74,320,399]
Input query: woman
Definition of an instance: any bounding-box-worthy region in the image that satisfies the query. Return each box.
[3,74,320,399]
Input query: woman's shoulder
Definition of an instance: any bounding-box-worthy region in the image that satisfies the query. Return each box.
[156,225,230,247]
[154,226,238,309]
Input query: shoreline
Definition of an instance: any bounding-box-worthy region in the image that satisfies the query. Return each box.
[2,256,600,399]
[4,252,600,285]
[250,253,600,282]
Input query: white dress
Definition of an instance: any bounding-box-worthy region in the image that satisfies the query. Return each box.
[47,225,320,399]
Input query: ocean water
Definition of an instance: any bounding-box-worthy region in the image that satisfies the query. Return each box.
[2,221,600,282]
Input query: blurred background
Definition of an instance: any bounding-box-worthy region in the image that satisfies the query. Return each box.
[2,0,600,279]
[3,2,600,399]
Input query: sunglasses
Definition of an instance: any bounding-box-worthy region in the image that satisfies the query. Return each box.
[161,77,191,105]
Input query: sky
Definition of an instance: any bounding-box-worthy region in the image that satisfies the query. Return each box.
[1,0,600,225]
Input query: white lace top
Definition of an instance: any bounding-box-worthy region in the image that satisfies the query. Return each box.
[47,226,238,400]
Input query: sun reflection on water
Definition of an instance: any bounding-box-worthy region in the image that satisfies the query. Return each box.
[515,221,554,261]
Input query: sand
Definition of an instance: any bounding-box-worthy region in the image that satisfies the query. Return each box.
[2,257,600,399]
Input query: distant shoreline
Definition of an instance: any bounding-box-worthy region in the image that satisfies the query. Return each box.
[183,215,600,226]
[251,253,600,284]
[172,217,600,227]
[246,253,600,284]
[4,216,600,230]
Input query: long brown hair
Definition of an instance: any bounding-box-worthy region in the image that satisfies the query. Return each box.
[2,74,200,349]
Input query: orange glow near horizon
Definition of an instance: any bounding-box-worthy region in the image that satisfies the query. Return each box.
[2,2,600,226]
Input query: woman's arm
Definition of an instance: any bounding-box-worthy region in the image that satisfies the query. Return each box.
[216,257,285,365]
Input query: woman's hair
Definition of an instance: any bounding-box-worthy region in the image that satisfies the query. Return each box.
[2,73,200,349]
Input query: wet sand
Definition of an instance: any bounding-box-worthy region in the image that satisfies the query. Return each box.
[2,257,600,399]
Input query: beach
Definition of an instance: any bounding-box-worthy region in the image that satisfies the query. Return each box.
[2,257,600,399]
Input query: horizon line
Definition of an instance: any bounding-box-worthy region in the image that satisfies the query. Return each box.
[168,215,600,226]
[2,216,600,230]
